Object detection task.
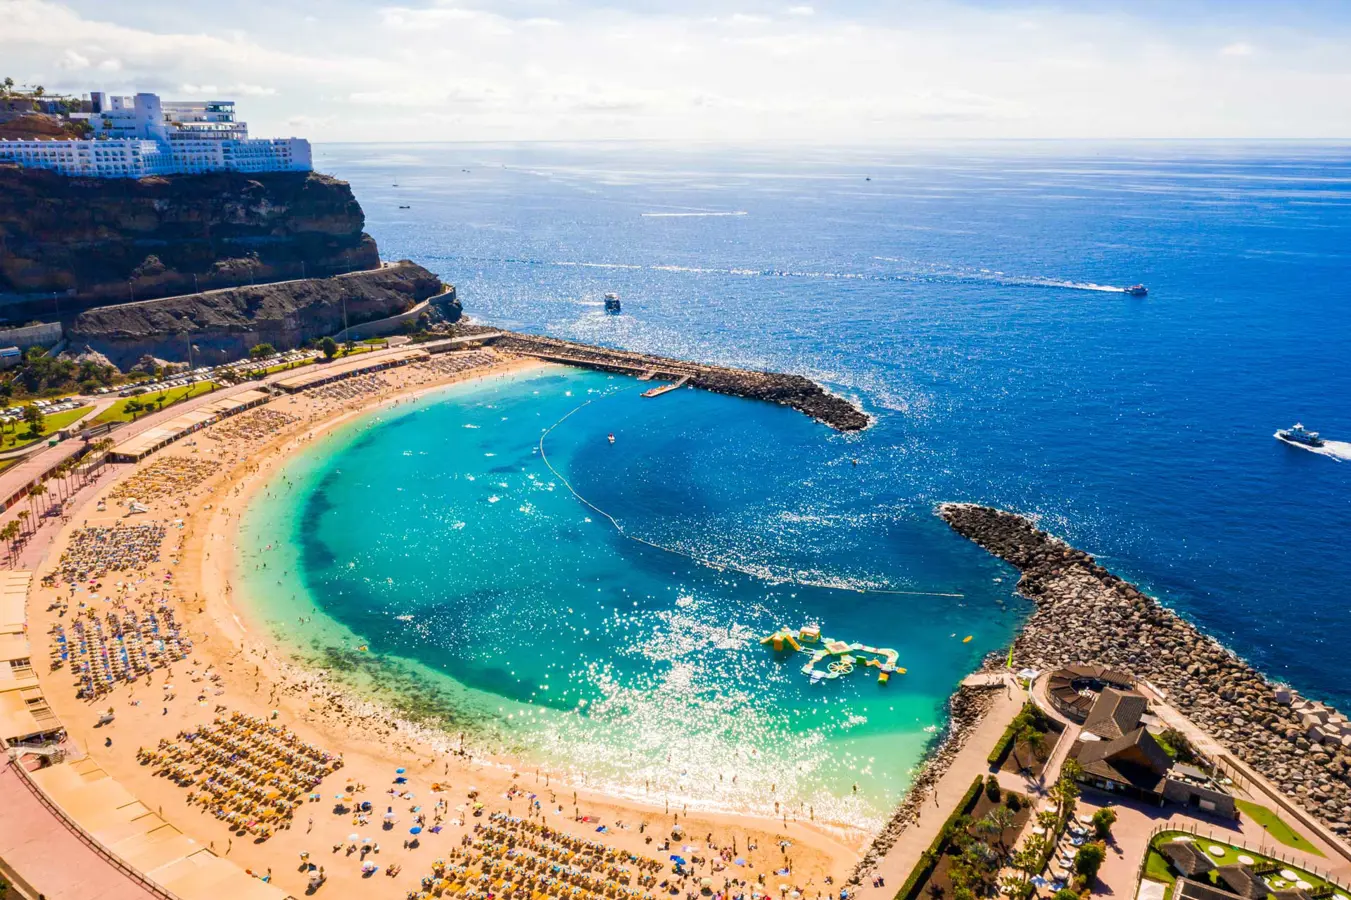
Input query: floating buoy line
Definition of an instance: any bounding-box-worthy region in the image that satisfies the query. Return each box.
[538,393,964,600]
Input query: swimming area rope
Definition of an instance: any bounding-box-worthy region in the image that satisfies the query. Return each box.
[537,394,964,599]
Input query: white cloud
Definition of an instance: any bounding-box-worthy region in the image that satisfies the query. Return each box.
[58,49,90,70]
[0,0,1348,141]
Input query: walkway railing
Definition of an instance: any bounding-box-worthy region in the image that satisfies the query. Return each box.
[2,740,184,900]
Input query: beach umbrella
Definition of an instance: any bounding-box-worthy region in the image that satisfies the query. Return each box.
[733,859,746,866]
[397,767,407,774]
[349,833,361,842]
[411,826,424,835]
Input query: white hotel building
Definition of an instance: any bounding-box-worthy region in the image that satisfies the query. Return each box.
[0,92,311,178]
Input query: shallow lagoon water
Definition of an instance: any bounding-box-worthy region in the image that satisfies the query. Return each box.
[239,367,1024,827]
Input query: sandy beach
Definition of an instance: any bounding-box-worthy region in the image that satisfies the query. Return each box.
[26,349,864,900]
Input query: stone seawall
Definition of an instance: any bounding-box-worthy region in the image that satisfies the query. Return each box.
[938,502,1351,836]
[491,332,869,432]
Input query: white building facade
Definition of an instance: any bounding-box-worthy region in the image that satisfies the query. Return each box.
[0,91,311,178]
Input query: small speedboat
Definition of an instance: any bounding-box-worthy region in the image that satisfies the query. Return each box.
[607,433,615,444]
[1124,284,1148,297]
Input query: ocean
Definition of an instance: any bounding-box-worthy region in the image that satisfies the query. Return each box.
[240,141,1351,829]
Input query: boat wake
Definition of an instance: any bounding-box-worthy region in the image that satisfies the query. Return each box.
[640,211,748,218]
[432,252,1138,294]
[1275,433,1351,462]
[872,257,1129,293]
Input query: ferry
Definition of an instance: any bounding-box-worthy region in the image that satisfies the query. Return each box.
[604,293,622,314]
[1124,284,1148,297]
[1277,423,1324,447]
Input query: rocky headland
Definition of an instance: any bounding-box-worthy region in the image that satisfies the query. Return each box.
[490,331,870,431]
[67,261,456,368]
[0,165,379,319]
[939,502,1351,836]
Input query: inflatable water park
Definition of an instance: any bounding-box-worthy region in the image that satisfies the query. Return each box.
[760,624,906,684]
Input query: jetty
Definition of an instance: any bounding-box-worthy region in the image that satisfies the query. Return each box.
[641,375,689,398]
[462,329,868,431]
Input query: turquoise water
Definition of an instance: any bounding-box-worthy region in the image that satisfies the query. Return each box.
[239,366,1024,827]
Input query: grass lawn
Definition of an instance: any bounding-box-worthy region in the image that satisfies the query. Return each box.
[257,359,314,376]
[1144,848,1177,886]
[0,405,93,451]
[1236,799,1323,857]
[1151,831,1335,895]
[88,382,218,427]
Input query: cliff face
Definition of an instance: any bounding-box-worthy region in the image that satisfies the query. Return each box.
[0,165,380,318]
[68,261,459,368]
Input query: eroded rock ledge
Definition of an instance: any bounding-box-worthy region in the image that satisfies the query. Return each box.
[939,502,1351,835]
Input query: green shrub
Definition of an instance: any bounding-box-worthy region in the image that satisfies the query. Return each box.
[1075,843,1106,882]
[1005,792,1022,813]
[893,777,985,900]
[1090,808,1116,839]
[985,775,1001,803]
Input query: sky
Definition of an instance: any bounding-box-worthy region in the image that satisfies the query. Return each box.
[3,0,1351,142]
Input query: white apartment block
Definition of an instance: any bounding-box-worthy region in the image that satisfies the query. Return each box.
[0,91,312,178]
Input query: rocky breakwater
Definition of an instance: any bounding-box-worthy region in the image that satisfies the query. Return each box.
[939,502,1351,837]
[67,261,456,369]
[493,332,869,431]
[0,165,380,318]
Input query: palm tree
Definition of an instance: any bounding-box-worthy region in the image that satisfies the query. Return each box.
[1023,727,1048,762]
[16,510,29,537]
[1,520,19,566]
[1012,720,1042,771]
[1049,771,1079,818]
[51,460,70,503]
[27,482,47,522]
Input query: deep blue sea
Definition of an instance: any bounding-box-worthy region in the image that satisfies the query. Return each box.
[243,142,1350,828]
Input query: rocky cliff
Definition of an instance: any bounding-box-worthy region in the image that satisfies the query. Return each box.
[0,165,380,320]
[67,261,458,368]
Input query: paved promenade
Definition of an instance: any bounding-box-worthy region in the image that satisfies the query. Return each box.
[0,756,162,900]
[861,678,1026,895]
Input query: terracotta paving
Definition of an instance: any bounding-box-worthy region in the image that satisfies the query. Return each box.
[0,757,162,900]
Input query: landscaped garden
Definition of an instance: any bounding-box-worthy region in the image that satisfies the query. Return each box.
[895,776,1033,900]
[988,702,1061,778]
[0,403,92,451]
[88,382,218,426]
[1145,830,1347,898]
